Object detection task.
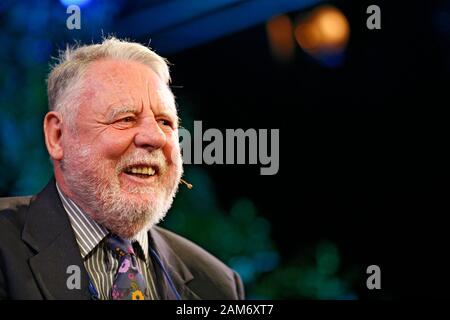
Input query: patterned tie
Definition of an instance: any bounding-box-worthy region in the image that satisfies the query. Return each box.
[106,234,149,300]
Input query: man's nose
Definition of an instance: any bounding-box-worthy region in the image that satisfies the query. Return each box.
[134,117,167,150]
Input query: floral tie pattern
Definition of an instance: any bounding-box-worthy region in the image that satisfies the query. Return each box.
[106,234,149,300]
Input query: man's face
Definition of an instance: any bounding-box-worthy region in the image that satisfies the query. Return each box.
[60,58,182,238]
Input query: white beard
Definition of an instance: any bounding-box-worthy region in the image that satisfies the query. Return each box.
[61,143,182,239]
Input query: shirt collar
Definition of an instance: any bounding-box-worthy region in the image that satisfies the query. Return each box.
[131,229,149,262]
[56,183,149,261]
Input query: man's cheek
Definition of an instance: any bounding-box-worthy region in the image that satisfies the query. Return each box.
[101,134,134,157]
[167,142,181,166]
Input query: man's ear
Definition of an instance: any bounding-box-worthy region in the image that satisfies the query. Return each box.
[44,111,64,160]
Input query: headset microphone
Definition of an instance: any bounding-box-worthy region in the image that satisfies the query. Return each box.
[180,179,193,189]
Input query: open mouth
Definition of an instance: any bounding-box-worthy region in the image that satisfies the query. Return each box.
[123,165,158,179]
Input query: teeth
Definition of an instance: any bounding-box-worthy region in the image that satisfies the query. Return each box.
[126,166,156,176]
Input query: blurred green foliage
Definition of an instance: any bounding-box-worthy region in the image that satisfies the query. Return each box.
[163,166,358,299]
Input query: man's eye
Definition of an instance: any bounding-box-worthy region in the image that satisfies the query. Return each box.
[112,116,136,128]
[118,116,135,123]
[158,119,172,127]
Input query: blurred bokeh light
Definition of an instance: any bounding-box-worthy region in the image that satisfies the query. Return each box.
[266,14,295,62]
[59,0,92,7]
[295,5,350,66]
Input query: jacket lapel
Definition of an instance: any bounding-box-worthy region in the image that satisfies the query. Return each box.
[21,178,91,300]
[148,227,201,300]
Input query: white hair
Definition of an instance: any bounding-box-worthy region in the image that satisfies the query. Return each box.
[46,36,171,126]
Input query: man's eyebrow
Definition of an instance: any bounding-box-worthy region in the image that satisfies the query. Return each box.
[106,106,139,121]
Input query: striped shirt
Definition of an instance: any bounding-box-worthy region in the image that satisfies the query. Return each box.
[56,183,159,300]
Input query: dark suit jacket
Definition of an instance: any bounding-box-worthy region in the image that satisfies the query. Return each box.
[0,178,244,300]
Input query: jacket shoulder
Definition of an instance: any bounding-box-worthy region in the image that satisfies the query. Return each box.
[0,195,34,232]
[0,196,33,211]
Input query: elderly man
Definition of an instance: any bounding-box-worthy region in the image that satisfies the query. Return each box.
[0,38,244,300]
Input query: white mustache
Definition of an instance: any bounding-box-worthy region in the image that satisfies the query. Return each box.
[116,150,167,175]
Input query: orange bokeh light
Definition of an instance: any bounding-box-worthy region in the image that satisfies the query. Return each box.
[266,14,295,61]
[295,5,350,54]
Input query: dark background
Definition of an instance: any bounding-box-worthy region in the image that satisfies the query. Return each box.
[1,0,449,299]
